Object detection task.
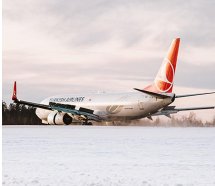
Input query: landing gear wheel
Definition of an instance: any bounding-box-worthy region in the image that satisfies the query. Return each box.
[82,121,93,125]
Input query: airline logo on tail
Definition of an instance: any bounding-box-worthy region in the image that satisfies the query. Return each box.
[144,38,180,93]
[154,57,175,92]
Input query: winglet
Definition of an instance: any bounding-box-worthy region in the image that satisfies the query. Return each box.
[12,81,18,101]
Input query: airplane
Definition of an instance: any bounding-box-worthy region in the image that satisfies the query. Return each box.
[12,38,215,125]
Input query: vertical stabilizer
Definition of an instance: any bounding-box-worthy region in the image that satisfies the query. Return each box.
[144,38,180,93]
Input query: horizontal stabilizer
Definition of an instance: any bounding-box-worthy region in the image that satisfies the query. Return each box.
[134,88,171,98]
[176,91,215,98]
[153,106,214,116]
[174,106,215,111]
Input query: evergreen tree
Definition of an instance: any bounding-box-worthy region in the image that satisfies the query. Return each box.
[2,101,42,125]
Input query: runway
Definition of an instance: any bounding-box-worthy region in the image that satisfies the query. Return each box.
[3,125,215,186]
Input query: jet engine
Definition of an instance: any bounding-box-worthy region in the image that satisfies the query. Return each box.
[47,112,73,125]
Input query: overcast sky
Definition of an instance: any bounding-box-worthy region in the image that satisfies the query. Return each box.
[3,0,215,120]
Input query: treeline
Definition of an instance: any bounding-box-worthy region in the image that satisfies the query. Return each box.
[2,101,42,125]
[111,112,215,127]
[167,113,215,127]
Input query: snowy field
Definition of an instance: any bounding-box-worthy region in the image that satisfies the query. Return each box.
[3,126,215,186]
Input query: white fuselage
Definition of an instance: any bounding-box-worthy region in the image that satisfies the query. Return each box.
[36,91,174,124]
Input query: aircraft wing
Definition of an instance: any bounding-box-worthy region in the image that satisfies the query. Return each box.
[152,106,215,117]
[176,91,215,98]
[12,82,101,122]
[14,98,101,122]
[13,99,52,110]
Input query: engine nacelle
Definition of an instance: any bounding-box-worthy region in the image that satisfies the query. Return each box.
[47,112,73,125]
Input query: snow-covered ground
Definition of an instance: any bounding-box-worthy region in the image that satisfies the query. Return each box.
[3,126,215,186]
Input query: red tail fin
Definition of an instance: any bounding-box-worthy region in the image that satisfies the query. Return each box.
[12,81,17,101]
[144,38,180,93]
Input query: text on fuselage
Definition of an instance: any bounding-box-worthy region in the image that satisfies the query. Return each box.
[49,97,85,102]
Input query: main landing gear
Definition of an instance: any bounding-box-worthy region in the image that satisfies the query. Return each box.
[82,120,93,125]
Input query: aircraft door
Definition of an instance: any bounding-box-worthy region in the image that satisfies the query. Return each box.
[138,101,144,110]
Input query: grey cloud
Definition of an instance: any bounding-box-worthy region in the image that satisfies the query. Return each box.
[39,0,215,47]
[175,62,215,89]
[4,0,215,48]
